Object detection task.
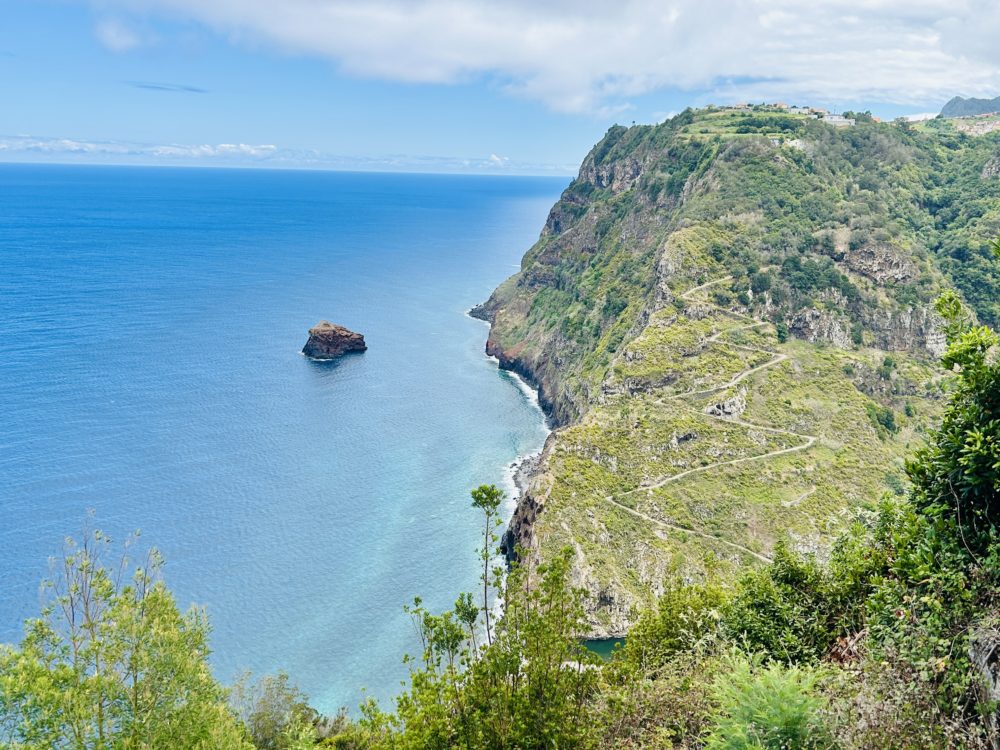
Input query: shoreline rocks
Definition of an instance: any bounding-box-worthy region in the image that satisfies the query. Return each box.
[302,321,367,360]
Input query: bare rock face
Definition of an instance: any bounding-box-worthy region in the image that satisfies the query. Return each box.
[864,306,946,357]
[838,242,916,284]
[970,620,1000,748]
[580,155,644,194]
[790,308,853,348]
[302,321,367,360]
[982,154,1000,179]
[705,386,748,419]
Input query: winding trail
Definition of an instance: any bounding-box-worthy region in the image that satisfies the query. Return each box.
[602,495,774,564]
[680,276,733,300]
[783,486,818,508]
[597,276,821,563]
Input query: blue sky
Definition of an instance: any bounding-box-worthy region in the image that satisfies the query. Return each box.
[2,1,999,174]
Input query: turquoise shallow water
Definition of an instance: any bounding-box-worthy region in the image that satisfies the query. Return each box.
[0,164,564,712]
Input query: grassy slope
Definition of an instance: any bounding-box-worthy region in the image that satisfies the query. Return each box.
[527,275,942,634]
[489,107,991,635]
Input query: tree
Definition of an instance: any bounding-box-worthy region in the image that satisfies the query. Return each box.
[470,484,504,646]
[860,287,1000,729]
[231,672,317,750]
[373,547,602,749]
[750,271,772,295]
[464,548,601,749]
[0,529,250,749]
[907,290,1000,554]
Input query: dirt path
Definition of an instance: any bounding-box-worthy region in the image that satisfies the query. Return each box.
[680,276,732,300]
[598,277,819,559]
[602,495,773,563]
[617,435,816,497]
[672,351,789,402]
[783,486,817,508]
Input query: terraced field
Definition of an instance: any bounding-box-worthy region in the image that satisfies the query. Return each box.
[521,277,943,636]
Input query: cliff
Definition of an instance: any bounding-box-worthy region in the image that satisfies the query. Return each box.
[482,106,1000,636]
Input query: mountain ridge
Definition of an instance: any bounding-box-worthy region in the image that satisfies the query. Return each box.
[941,94,1000,118]
[480,104,1000,635]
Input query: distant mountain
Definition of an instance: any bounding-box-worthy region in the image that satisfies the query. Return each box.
[941,95,1000,117]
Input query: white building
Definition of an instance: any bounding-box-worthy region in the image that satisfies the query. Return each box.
[822,114,856,127]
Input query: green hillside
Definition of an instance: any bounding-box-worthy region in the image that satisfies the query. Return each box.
[480,105,1000,634]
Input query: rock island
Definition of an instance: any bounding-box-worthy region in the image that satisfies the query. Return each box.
[302,321,367,360]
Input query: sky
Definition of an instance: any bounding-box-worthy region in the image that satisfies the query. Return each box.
[3,1,1000,174]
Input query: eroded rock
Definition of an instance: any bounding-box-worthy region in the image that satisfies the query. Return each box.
[302,321,367,360]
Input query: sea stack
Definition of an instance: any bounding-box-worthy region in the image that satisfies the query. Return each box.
[302,321,367,360]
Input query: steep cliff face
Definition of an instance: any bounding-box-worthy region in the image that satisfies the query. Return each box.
[483,107,1000,636]
[474,122,703,425]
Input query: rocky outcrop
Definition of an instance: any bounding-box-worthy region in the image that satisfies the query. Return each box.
[970,619,1000,748]
[790,308,853,348]
[835,242,916,284]
[580,155,644,194]
[470,296,584,428]
[500,489,542,565]
[705,387,748,419]
[302,321,367,360]
[500,435,555,564]
[483,335,578,427]
[983,155,1000,179]
[864,306,945,357]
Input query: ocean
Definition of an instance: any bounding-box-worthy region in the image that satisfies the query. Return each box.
[0,164,564,712]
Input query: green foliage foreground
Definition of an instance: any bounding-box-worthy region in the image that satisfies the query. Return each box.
[0,533,253,749]
[2,287,999,748]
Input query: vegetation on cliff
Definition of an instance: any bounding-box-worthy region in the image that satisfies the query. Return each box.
[479,105,1000,634]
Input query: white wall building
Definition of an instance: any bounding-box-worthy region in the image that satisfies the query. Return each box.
[822,114,856,127]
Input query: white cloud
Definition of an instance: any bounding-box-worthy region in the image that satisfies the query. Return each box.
[81,0,1000,113]
[0,136,279,160]
[94,18,143,52]
[150,142,277,157]
[0,135,573,173]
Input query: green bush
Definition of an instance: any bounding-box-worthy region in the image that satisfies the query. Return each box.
[907,290,1000,554]
[722,543,833,662]
[866,402,898,436]
[620,582,725,674]
[0,532,251,750]
[704,656,830,750]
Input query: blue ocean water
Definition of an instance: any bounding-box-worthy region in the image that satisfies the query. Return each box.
[0,164,563,712]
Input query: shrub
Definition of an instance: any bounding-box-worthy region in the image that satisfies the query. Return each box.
[704,655,830,750]
[0,531,250,750]
[722,543,833,662]
[907,290,1000,554]
[621,582,725,674]
[866,403,898,437]
[750,271,772,294]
